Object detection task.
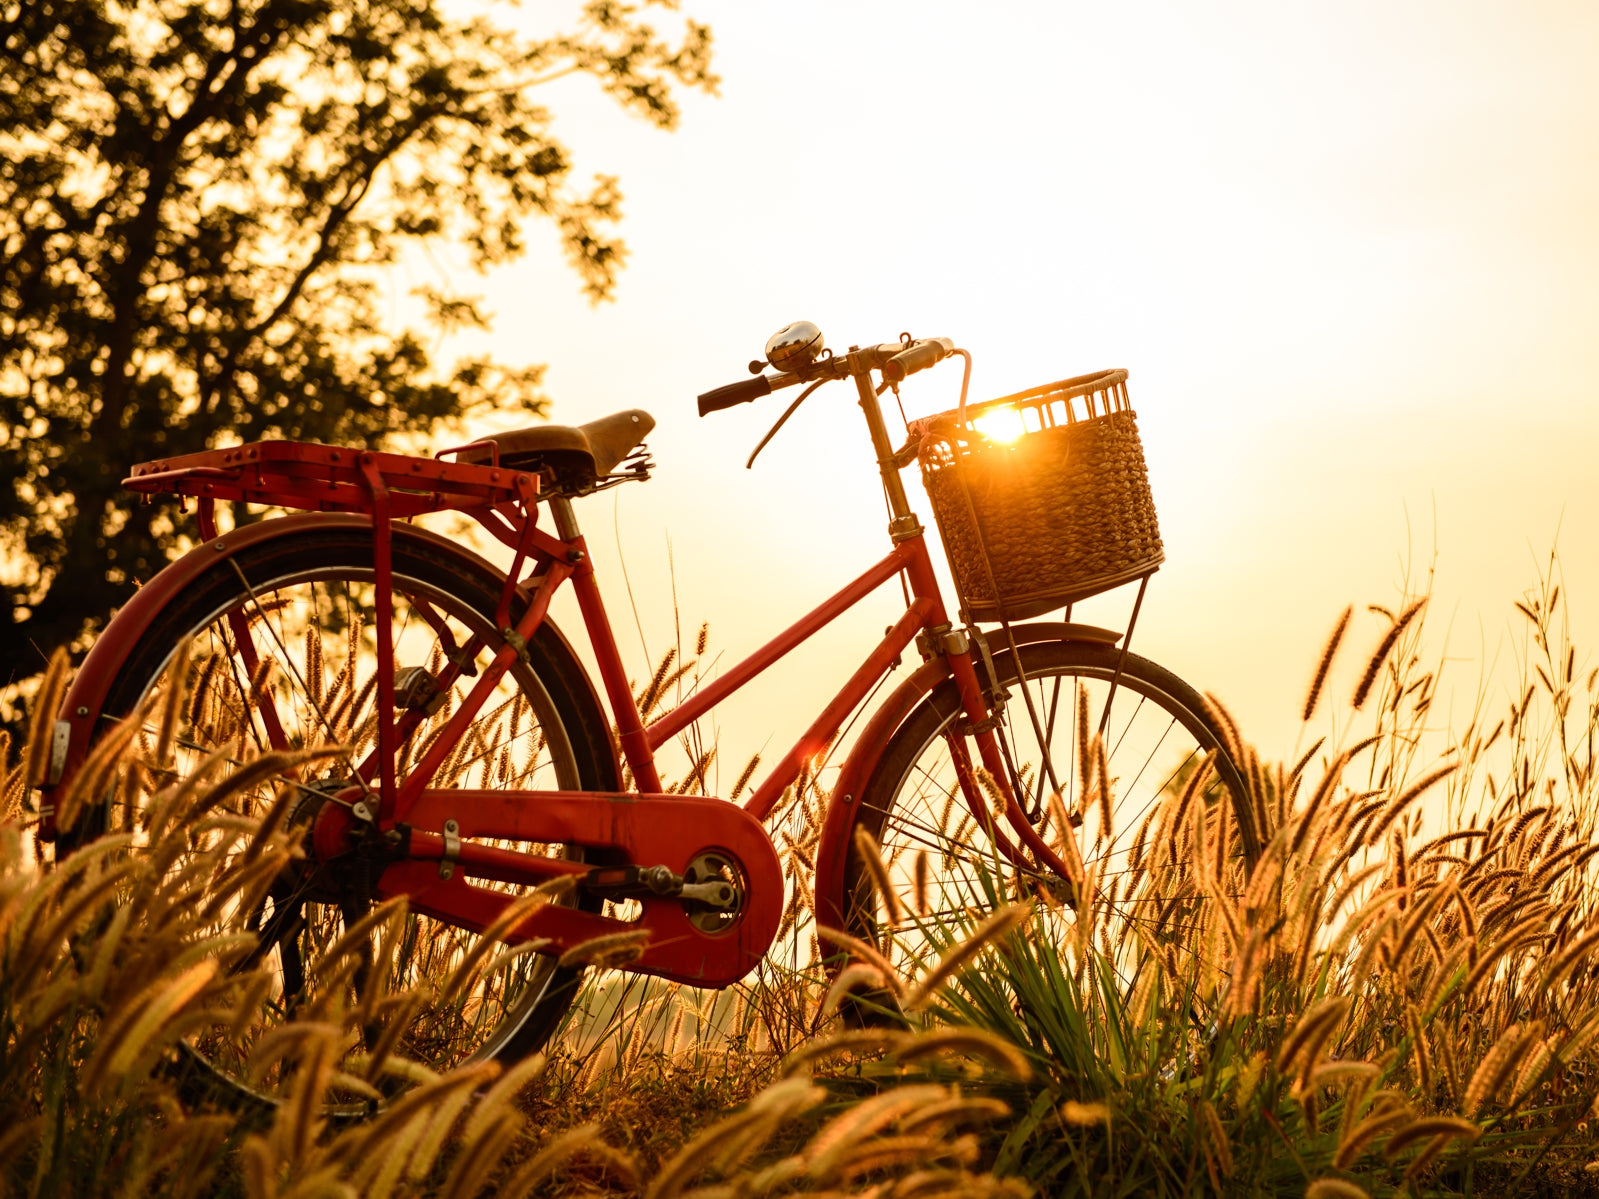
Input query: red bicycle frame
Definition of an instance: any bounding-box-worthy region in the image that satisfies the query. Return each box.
[48,345,1073,988]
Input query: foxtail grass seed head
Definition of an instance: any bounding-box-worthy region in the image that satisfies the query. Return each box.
[1203,692,1244,762]
[1465,1022,1539,1116]
[1368,762,1460,847]
[1168,755,1216,859]
[853,826,905,926]
[1333,1103,1414,1171]
[815,925,905,996]
[889,1028,1033,1079]
[558,929,651,969]
[24,646,71,789]
[819,963,890,1022]
[1277,996,1352,1079]
[780,1030,907,1077]
[1076,682,1091,807]
[1352,599,1426,709]
[972,766,1009,825]
[1059,1100,1111,1126]
[1094,734,1113,842]
[1304,605,1353,722]
[636,647,678,718]
[903,903,1030,1012]
[1046,790,1085,884]
[730,752,761,801]
[1199,1099,1235,1179]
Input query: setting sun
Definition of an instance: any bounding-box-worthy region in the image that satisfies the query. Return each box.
[971,405,1027,443]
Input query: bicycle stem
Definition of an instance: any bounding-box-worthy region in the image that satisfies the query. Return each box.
[850,356,918,534]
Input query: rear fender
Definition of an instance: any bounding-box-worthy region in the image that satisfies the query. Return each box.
[41,513,614,836]
[812,620,1119,932]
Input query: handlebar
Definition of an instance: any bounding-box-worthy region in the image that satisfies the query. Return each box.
[696,335,955,418]
[884,337,954,383]
[696,374,773,416]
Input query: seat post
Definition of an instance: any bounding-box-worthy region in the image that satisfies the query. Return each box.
[548,495,582,541]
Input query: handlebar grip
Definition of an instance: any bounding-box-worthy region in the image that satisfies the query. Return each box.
[697,375,773,417]
[883,338,954,383]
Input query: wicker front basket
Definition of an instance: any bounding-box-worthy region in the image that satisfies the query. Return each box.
[911,368,1163,623]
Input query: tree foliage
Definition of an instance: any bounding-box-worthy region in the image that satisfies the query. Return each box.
[0,0,714,698]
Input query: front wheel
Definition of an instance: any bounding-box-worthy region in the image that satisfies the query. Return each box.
[844,638,1257,987]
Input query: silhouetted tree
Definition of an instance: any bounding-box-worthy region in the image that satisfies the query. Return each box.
[0,0,714,704]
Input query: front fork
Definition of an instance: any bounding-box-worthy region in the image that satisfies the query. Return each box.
[938,627,1075,882]
[881,495,1070,882]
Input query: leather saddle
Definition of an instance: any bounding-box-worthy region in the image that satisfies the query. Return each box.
[459,409,654,492]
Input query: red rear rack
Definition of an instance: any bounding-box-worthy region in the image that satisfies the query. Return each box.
[124,440,537,517]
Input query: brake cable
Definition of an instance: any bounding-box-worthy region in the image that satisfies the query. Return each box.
[744,378,830,469]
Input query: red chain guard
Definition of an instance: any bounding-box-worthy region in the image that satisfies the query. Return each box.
[357,791,783,988]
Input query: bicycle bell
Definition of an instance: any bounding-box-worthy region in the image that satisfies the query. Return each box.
[764,321,824,372]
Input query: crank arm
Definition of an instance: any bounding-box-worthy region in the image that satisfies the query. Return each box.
[579,863,738,909]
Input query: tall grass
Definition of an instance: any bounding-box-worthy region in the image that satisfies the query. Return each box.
[9,560,1599,1197]
[866,558,1599,1197]
[0,664,1029,1197]
[505,560,1599,1196]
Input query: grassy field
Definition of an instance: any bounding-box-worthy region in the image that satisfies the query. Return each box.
[6,563,1599,1198]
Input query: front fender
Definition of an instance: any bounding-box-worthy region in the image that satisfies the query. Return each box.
[812,620,1120,933]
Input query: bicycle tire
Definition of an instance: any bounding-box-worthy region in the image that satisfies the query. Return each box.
[843,638,1255,995]
[83,524,617,1114]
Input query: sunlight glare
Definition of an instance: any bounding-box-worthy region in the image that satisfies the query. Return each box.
[973,406,1026,443]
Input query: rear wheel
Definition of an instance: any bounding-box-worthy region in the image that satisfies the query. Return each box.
[844,638,1256,996]
[82,526,617,1114]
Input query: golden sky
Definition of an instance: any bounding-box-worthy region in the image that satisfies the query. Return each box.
[412,1,1599,778]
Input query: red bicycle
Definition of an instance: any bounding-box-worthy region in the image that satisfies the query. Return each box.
[40,323,1256,1109]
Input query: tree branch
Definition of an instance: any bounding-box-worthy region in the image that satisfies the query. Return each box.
[199,103,451,415]
[92,4,296,439]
